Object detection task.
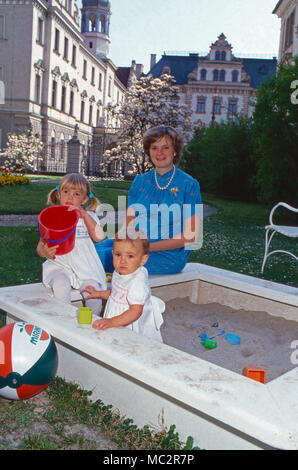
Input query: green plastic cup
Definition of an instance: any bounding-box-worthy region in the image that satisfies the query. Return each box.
[78,307,93,324]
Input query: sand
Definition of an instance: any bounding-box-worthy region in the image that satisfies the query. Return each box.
[161,298,298,383]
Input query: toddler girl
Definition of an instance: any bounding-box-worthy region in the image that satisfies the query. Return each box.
[83,230,165,343]
[37,173,106,315]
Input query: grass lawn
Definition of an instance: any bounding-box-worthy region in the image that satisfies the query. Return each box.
[0,180,296,288]
[0,180,130,215]
[0,180,297,450]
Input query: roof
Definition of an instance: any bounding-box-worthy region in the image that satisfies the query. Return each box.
[242,58,277,88]
[116,67,131,87]
[82,0,110,7]
[149,55,200,85]
[273,0,284,14]
[149,54,277,89]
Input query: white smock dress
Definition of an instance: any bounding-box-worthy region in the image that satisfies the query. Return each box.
[42,212,107,306]
[104,266,165,343]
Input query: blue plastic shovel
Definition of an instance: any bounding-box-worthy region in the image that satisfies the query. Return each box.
[200,330,225,341]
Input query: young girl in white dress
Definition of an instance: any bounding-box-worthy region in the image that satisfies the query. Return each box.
[37,173,106,315]
[83,231,165,343]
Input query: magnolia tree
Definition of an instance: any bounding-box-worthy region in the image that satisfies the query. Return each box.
[0,131,44,172]
[103,74,194,175]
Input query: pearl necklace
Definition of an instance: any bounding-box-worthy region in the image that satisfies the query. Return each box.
[154,166,176,191]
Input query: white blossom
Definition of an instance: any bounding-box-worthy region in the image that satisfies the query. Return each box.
[102,74,193,175]
[0,131,44,171]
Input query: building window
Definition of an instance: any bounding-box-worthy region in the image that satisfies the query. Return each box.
[196,98,206,113]
[80,100,85,122]
[232,70,239,82]
[213,99,221,114]
[71,45,76,66]
[285,11,295,49]
[37,18,43,44]
[213,70,219,81]
[63,37,69,60]
[91,66,95,85]
[61,85,66,112]
[35,74,41,103]
[108,77,112,97]
[221,51,226,61]
[220,70,225,81]
[83,60,87,79]
[52,80,57,108]
[228,99,237,115]
[98,72,102,90]
[50,137,56,159]
[215,50,220,60]
[0,16,5,39]
[54,28,60,52]
[60,138,65,160]
[69,90,74,115]
[89,42,93,49]
[89,104,93,126]
[200,69,207,81]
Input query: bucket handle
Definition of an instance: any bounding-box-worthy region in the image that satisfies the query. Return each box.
[38,223,76,245]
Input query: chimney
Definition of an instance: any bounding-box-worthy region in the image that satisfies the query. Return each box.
[150,54,157,70]
[136,64,144,78]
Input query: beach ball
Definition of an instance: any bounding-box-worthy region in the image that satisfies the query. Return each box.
[0,322,58,400]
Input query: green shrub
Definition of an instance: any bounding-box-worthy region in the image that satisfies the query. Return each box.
[181,116,256,202]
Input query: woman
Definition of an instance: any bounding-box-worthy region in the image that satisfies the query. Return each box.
[95,125,202,274]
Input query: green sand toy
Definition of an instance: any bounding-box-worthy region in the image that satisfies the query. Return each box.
[201,339,217,349]
[78,307,93,324]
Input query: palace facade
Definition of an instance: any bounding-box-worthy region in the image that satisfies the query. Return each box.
[149,34,277,126]
[0,0,138,160]
[273,0,298,61]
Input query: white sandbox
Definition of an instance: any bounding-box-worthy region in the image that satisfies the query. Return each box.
[0,263,298,450]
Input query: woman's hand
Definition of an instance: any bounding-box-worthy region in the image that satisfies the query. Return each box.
[37,239,57,259]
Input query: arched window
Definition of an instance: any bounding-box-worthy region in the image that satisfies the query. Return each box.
[232,70,239,82]
[213,70,219,81]
[220,70,225,81]
[60,134,65,160]
[221,51,226,61]
[89,14,96,32]
[100,14,105,34]
[215,51,220,61]
[200,69,207,81]
[50,133,56,160]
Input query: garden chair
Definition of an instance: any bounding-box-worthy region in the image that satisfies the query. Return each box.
[261,202,298,273]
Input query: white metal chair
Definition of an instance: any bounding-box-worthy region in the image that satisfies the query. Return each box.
[261,202,298,273]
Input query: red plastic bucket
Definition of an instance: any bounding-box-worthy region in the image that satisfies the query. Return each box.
[38,205,79,255]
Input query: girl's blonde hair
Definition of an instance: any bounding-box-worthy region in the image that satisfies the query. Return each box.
[47,173,100,211]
